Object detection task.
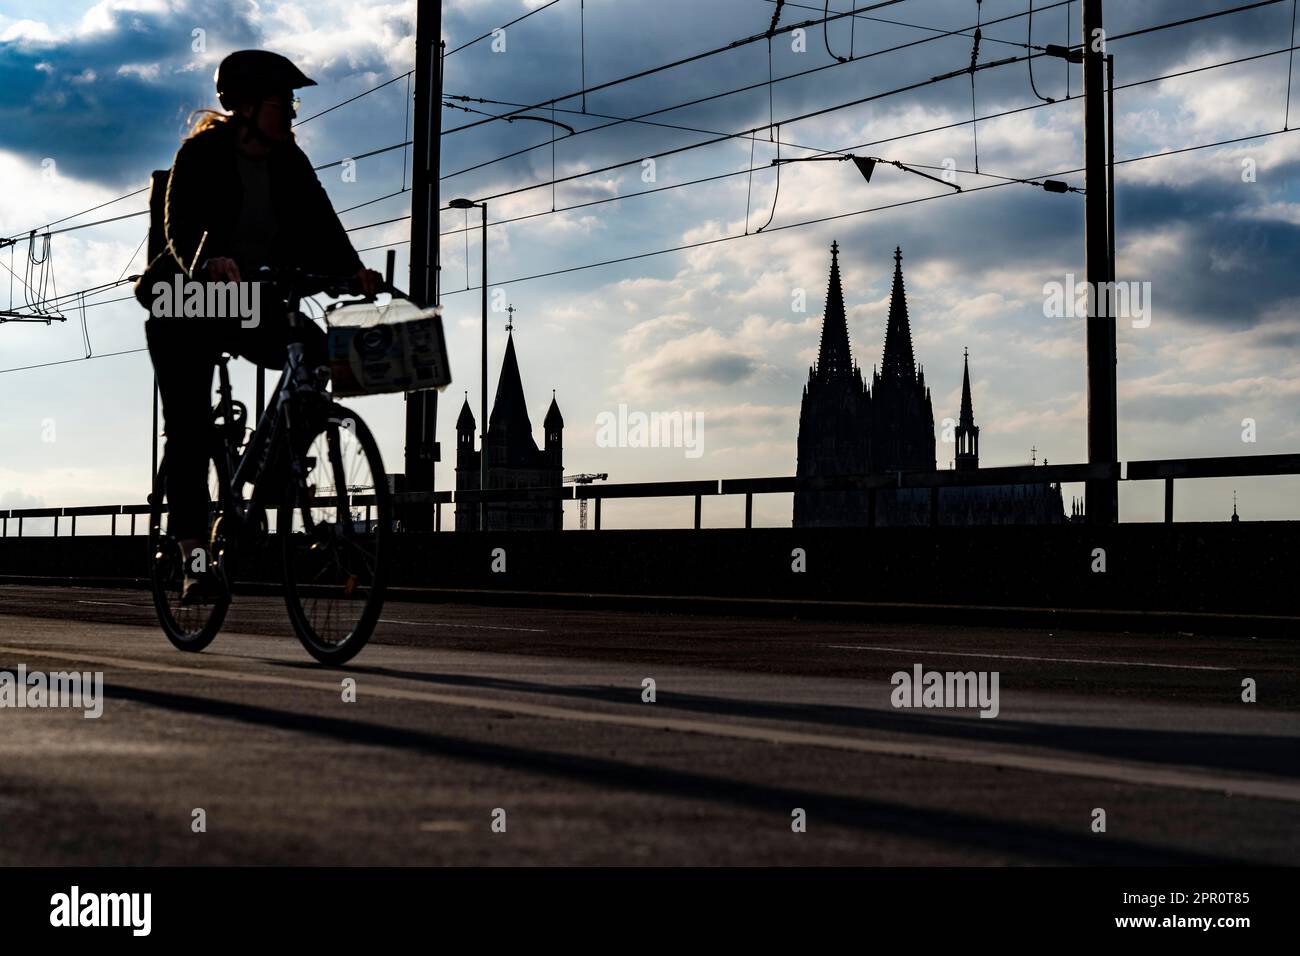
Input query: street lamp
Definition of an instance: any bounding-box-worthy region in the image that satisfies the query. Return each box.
[449,197,488,531]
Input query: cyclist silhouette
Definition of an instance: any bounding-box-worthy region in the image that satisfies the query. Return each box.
[137,50,381,602]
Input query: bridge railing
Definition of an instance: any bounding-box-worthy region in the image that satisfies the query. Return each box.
[1126,453,1300,523]
[0,453,1295,537]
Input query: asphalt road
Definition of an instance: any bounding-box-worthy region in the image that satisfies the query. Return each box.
[0,583,1296,865]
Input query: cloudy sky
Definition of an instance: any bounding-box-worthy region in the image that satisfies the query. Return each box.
[1,0,1297,529]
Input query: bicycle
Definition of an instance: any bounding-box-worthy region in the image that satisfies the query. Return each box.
[148,268,393,665]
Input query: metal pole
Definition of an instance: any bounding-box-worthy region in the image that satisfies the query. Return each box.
[405,0,440,532]
[1083,0,1118,524]
[1106,54,1116,287]
[480,203,488,531]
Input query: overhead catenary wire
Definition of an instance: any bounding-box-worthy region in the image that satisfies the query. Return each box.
[118,231,149,281]
[17,35,1295,310]
[292,70,412,127]
[12,0,1274,249]
[6,4,1291,334]
[824,1,850,63]
[764,0,1035,51]
[443,0,565,57]
[4,64,423,244]
[46,124,1298,363]
[757,125,783,232]
[442,0,1077,182]
[448,47,1053,210]
[424,127,1300,296]
[1,142,415,244]
[969,0,983,174]
[435,6,1296,216]
[444,0,1276,194]
[768,0,786,36]
[1287,0,1298,128]
[441,0,915,137]
[382,43,1300,245]
[1027,0,1057,103]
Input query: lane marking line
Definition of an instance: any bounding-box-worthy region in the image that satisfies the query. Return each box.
[77,600,150,609]
[381,618,546,633]
[2,643,1293,803]
[825,644,1233,672]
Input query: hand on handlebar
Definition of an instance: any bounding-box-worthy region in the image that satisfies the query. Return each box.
[203,257,242,283]
[355,268,383,299]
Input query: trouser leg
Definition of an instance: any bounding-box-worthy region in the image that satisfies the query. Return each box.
[146,318,217,542]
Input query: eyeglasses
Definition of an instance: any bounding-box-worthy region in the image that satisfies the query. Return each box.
[261,95,301,113]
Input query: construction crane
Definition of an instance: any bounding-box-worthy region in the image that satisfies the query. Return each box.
[562,473,608,529]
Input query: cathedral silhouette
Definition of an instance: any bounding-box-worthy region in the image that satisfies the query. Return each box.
[794,243,1066,527]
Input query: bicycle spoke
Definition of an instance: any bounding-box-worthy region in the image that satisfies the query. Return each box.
[282,405,388,660]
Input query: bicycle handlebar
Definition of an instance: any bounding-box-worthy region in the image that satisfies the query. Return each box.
[254,266,409,302]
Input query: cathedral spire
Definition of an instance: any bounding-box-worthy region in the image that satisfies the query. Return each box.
[815,241,854,380]
[881,246,916,381]
[959,347,975,428]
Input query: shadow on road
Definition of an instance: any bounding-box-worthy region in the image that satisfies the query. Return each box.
[263,659,1300,779]
[100,680,1253,866]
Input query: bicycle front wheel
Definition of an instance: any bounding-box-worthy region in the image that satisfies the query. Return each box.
[280,403,390,665]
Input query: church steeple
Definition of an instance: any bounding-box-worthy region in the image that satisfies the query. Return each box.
[881,246,916,382]
[487,330,539,466]
[815,241,854,380]
[959,348,975,427]
[955,347,980,471]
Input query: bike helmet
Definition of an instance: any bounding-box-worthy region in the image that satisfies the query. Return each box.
[215,50,316,110]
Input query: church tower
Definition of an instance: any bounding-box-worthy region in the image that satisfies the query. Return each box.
[544,391,565,530]
[869,247,936,475]
[793,241,871,527]
[955,348,980,471]
[866,247,936,525]
[455,321,564,531]
[454,395,479,531]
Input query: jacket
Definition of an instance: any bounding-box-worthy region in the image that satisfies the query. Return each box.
[135,120,362,308]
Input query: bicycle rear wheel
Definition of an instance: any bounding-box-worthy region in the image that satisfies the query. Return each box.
[148,452,230,652]
[280,403,389,665]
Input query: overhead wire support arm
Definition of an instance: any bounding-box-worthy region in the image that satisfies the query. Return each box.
[771,153,963,191]
[443,97,576,134]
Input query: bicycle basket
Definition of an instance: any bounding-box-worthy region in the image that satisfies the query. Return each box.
[324,297,451,398]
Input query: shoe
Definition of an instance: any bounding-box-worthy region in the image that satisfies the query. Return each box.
[180,571,224,606]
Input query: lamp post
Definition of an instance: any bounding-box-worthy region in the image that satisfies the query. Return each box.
[449,197,488,530]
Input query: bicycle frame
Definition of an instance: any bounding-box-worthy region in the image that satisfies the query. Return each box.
[210,301,335,535]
